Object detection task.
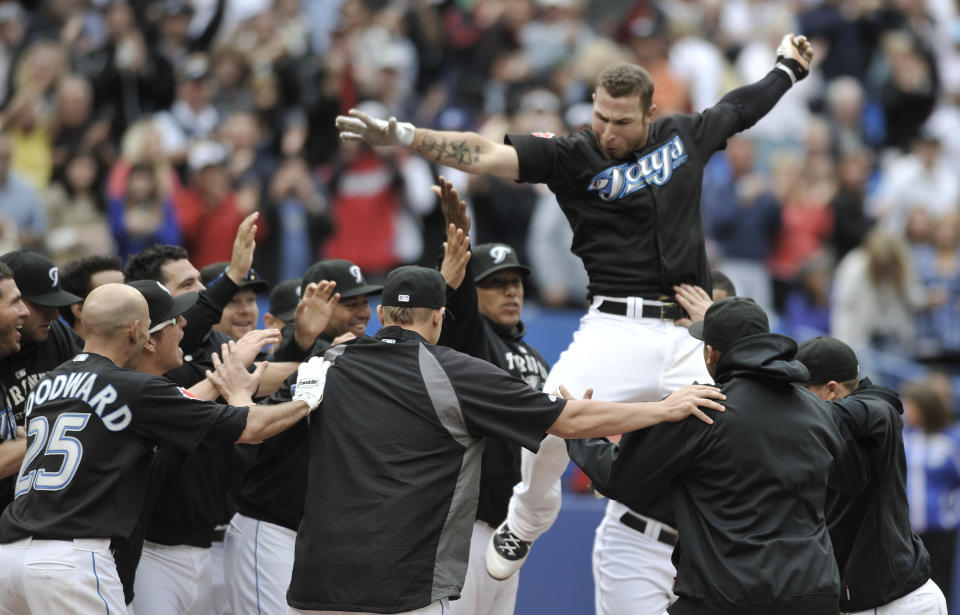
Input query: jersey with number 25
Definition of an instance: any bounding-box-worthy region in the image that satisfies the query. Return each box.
[0,352,248,544]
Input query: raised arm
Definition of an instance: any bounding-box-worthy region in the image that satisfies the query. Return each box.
[336,109,519,180]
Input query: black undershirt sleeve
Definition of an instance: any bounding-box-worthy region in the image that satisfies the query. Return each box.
[717,69,793,133]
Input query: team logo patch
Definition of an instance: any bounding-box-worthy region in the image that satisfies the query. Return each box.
[588,135,688,201]
[531,132,555,139]
[398,294,410,303]
[48,267,59,288]
[349,265,364,284]
[489,246,511,264]
[178,387,200,400]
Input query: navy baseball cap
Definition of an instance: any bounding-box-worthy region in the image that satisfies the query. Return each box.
[689,297,769,351]
[381,266,445,309]
[269,278,301,322]
[472,243,531,282]
[127,280,198,333]
[200,262,271,295]
[0,250,82,307]
[796,337,860,384]
[302,260,382,299]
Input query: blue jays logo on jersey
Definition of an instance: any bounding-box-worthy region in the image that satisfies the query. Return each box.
[588,135,688,201]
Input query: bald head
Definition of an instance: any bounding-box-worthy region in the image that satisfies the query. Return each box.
[82,283,149,338]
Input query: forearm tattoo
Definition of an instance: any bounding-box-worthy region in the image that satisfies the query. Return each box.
[416,135,481,165]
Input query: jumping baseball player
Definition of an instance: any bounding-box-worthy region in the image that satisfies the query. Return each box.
[0,282,327,615]
[336,33,814,613]
[434,178,549,615]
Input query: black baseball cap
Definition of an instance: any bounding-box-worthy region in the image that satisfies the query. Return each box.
[269,278,301,322]
[127,280,198,333]
[382,266,445,309]
[0,250,82,307]
[472,243,531,282]
[301,260,382,299]
[200,262,271,295]
[796,337,860,384]
[688,297,769,351]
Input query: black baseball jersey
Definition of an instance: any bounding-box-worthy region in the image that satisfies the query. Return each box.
[234,333,334,531]
[438,258,549,526]
[287,326,564,612]
[180,272,238,355]
[0,319,83,425]
[0,352,248,543]
[506,70,792,299]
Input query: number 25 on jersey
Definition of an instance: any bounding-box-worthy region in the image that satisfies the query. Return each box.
[15,413,90,497]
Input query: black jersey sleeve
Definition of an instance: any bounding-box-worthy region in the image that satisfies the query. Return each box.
[181,274,238,354]
[440,349,564,452]
[437,259,487,359]
[132,377,248,450]
[504,133,562,184]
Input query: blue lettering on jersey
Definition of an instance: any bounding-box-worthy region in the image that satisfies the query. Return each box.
[587,135,688,201]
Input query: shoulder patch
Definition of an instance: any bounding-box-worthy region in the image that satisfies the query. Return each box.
[178,386,200,400]
[531,132,555,139]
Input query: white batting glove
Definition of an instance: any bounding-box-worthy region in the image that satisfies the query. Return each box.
[774,33,814,84]
[335,109,416,147]
[292,356,332,412]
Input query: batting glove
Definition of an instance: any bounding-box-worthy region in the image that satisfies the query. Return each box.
[774,33,814,84]
[292,356,332,412]
[335,109,416,147]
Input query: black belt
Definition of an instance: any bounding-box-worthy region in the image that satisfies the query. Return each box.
[597,300,686,320]
[619,512,678,547]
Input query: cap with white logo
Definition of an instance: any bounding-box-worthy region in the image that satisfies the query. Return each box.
[0,250,82,307]
[471,243,531,282]
[301,260,382,299]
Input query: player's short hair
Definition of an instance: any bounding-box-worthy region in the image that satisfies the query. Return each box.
[837,377,859,395]
[0,262,12,285]
[381,305,435,325]
[124,245,190,284]
[59,255,124,325]
[596,63,655,112]
[710,270,736,297]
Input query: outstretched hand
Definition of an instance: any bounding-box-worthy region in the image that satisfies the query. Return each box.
[660,384,726,425]
[233,328,282,366]
[227,212,259,285]
[775,33,814,83]
[294,281,340,351]
[335,109,416,147]
[440,223,471,290]
[432,175,471,234]
[207,341,268,406]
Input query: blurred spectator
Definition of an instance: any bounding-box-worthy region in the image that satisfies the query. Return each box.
[247,65,305,158]
[220,109,275,193]
[872,30,938,151]
[147,0,226,69]
[172,139,263,269]
[153,53,221,167]
[702,135,781,316]
[0,3,27,106]
[0,132,44,251]
[107,161,181,263]
[870,131,958,231]
[209,44,252,115]
[43,148,113,265]
[260,156,331,283]
[667,10,728,114]
[782,252,833,341]
[520,0,594,78]
[832,228,926,353]
[50,73,113,178]
[527,187,588,308]
[797,0,882,83]
[830,147,875,261]
[626,18,690,115]
[913,212,960,361]
[823,76,877,156]
[902,380,960,608]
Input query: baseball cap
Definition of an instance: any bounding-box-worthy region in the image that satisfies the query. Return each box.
[688,297,769,352]
[0,250,82,307]
[301,260,382,299]
[187,140,227,172]
[382,266,446,309]
[269,278,301,322]
[127,280,198,333]
[179,53,209,81]
[472,244,531,282]
[200,262,271,295]
[796,337,860,385]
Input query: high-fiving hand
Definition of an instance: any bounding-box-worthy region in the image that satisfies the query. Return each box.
[335,109,416,147]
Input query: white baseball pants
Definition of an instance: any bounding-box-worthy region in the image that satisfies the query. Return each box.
[847,578,947,614]
[593,501,677,615]
[288,598,450,614]
[132,541,212,615]
[210,538,230,615]
[0,537,127,614]
[505,298,711,542]
[224,512,296,615]
[447,521,519,615]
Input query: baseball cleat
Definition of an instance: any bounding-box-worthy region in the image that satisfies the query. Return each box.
[485,521,532,580]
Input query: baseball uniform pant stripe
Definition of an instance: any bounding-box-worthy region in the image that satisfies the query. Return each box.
[506,304,711,541]
[225,512,295,615]
[0,537,126,614]
[447,521,519,615]
[287,598,450,614]
[846,578,947,614]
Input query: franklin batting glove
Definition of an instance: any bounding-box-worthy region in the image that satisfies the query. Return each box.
[774,33,814,84]
[293,356,332,412]
[335,109,416,147]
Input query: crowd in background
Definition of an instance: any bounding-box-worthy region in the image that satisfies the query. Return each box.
[2,0,960,603]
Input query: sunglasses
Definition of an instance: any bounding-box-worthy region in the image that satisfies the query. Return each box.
[149,316,179,334]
